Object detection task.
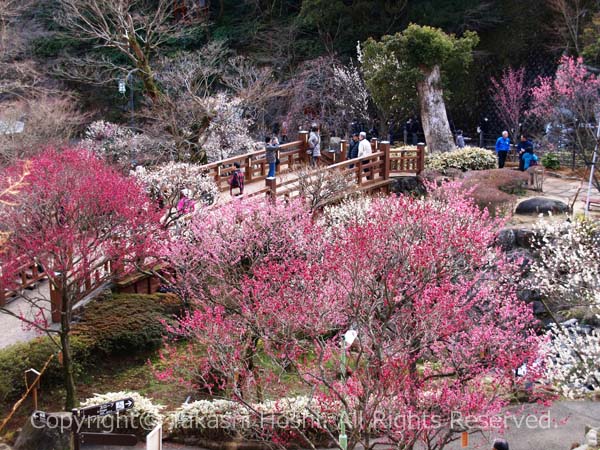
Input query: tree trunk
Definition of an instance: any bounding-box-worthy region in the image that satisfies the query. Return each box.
[416,65,455,153]
[60,289,76,410]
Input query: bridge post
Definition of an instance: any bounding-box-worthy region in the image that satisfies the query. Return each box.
[340,140,348,162]
[370,138,378,152]
[299,131,309,164]
[245,155,253,183]
[417,142,426,174]
[265,177,277,203]
[380,141,391,180]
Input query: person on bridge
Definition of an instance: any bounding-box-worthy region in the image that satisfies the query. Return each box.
[229,162,245,196]
[357,131,373,179]
[308,124,321,166]
[495,130,511,168]
[348,133,360,159]
[265,135,279,179]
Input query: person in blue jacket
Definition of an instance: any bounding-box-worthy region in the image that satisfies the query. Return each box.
[516,134,534,171]
[522,147,539,187]
[495,131,511,168]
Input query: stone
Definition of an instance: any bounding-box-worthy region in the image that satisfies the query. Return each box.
[496,228,516,251]
[14,412,71,450]
[586,428,598,447]
[389,176,426,197]
[0,444,13,450]
[515,228,537,249]
[515,197,570,215]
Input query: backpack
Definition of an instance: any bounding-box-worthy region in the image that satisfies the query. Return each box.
[230,169,244,190]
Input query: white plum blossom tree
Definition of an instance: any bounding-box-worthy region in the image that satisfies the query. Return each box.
[529,219,600,311]
[202,93,256,162]
[132,162,219,227]
[543,323,600,398]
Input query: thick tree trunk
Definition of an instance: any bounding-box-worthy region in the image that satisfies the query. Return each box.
[416,65,455,153]
[60,288,76,411]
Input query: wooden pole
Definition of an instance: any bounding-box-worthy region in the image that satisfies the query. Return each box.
[340,140,348,162]
[299,131,309,164]
[417,142,426,175]
[0,354,55,434]
[265,177,277,203]
[380,141,391,180]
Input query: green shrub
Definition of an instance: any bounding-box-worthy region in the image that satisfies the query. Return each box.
[426,146,497,173]
[541,153,560,170]
[0,336,90,404]
[73,293,183,355]
[0,293,182,404]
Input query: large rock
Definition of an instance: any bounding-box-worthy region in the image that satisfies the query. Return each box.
[14,412,71,450]
[515,197,570,215]
[389,176,426,196]
[0,444,13,450]
[496,228,516,251]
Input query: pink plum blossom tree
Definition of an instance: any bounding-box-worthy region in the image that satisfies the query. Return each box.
[157,188,547,449]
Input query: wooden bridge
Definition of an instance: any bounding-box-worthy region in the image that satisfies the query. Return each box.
[201,131,425,202]
[1,132,425,318]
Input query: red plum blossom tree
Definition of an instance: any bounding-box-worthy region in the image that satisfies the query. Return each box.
[0,149,162,409]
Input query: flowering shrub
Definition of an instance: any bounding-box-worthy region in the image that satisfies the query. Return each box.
[82,121,175,167]
[529,219,600,310]
[426,146,497,173]
[132,163,219,208]
[167,396,340,442]
[320,195,373,229]
[80,391,165,431]
[543,323,600,398]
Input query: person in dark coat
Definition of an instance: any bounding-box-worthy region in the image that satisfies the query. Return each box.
[516,134,534,171]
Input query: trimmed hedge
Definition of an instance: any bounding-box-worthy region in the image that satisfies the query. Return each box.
[426,147,497,173]
[0,293,183,404]
[73,293,183,355]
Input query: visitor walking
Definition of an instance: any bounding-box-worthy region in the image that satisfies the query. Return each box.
[347,132,360,169]
[456,130,465,148]
[265,136,279,179]
[229,162,245,196]
[348,133,359,159]
[516,134,534,171]
[357,131,372,178]
[495,131,511,168]
[308,124,321,167]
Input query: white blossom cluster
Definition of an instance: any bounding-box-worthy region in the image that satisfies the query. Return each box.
[80,391,165,429]
[320,195,373,229]
[81,120,174,166]
[426,146,497,173]
[543,323,600,398]
[167,396,340,432]
[529,219,600,309]
[332,62,369,123]
[81,120,137,165]
[202,93,257,163]
[132,163,219,207]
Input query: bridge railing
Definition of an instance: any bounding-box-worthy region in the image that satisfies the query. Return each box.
[201,132,309,192]
[0,259,46,307]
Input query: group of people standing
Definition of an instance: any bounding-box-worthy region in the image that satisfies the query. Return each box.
[495,131,539,186]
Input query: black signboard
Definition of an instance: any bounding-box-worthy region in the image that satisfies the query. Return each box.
[79,432,137,446]
[79,398,134,417]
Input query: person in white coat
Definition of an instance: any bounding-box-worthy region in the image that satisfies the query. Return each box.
[357,131,373,179]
